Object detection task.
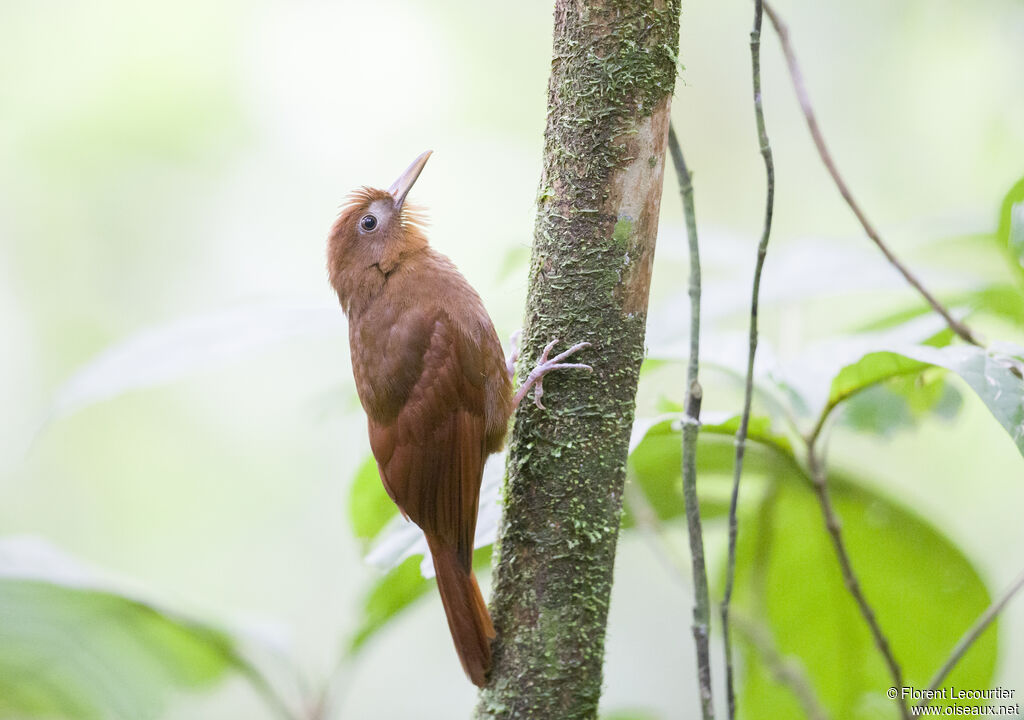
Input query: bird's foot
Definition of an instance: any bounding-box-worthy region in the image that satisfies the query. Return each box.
[512,339,592,410]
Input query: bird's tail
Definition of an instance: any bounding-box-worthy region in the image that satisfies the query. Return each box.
[426,535,494,687]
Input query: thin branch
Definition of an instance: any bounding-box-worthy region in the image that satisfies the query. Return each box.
[668,122,715,720]
[761,0,982,347]
[805,439,910,720]
[918,566,1024,707]
[722,2,776,718]
[731,613,831,720]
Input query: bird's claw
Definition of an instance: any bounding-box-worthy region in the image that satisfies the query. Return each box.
[513,339,593,410]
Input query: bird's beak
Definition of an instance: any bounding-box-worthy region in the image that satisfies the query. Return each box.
[388,150,432,210]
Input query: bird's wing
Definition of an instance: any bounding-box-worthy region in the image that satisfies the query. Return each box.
[367,311,488,572]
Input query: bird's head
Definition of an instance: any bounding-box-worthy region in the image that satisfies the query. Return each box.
[327,150,432,309]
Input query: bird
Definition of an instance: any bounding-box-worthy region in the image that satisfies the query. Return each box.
[327,150,590,686]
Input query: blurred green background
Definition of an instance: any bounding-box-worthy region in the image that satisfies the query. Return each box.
[2,0,1023,717]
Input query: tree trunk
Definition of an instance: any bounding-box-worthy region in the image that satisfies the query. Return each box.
[476,2,681,718]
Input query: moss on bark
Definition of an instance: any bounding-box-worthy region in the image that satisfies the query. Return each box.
[476,2,681,718]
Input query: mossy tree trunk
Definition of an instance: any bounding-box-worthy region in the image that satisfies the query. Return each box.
[476,1,681,718]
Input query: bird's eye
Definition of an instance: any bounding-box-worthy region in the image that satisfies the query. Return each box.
[360,214,378,232]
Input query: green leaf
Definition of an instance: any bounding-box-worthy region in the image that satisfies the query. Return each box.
[0,537,294,720]
[892,344,1024,457]
[625,418,689,523]
[702,414,793,456]
[624,415,801,527]
[828,344,1024,456]
[829,352,931,407]
[1009,201,1024,270]
[997,175,1024,278]
[842,371,961,437]
[347,547,493,655]
[855,304,934,333]
[348,456,397,543]
[639,357,673,377]
[967,284,1024,326]
[899,372,961,418]
[733,479,995,720]
[347,556,429,655]
[770,314,952,420]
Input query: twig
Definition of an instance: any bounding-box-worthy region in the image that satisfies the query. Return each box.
[805,438,910,720]
[722,3,776,718]
[668,122,715,720]
[918,566,1024,707]
[731,613,831,720]
[761,0,982,347]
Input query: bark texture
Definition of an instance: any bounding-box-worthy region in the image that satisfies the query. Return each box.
[476,1,681,718]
